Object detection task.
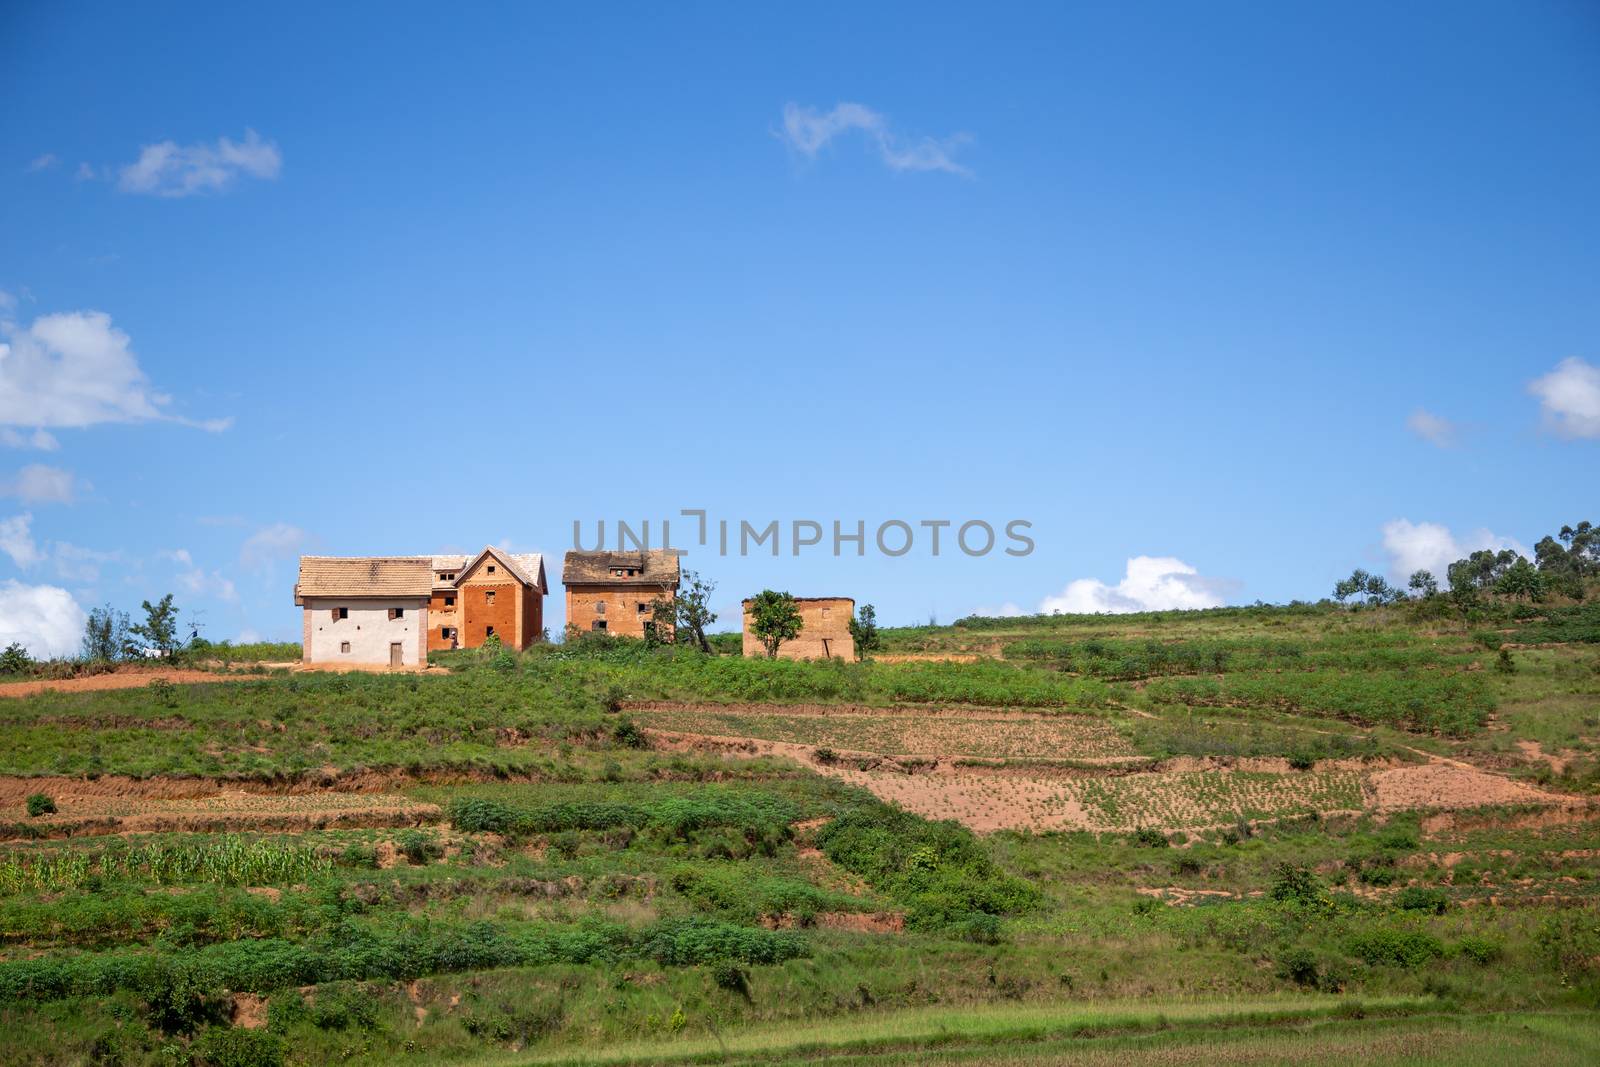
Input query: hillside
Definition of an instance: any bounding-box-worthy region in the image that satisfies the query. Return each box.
[0,599,1596,1065]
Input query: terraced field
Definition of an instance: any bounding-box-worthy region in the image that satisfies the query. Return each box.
[0,599,1595,1065]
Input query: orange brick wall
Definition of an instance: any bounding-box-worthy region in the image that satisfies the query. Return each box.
[460,581,520,648]
[428,590,462,651]
[566,584,672,639]
[522,586,544,645]
[742,598,855,660]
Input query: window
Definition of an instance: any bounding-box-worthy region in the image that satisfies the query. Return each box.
[485,590,495,604]
[340,641,351,653]
[595,600,606,615]
[592,620,607,631]
[821,608,831,619]
[627,569,637,577]
[440,627,454,639]
[388,607,405,620]
[637,602,648,613]
[487,564,496,574]
[332,607,348,621]
[485,625,495,638]
[443,596,455,607]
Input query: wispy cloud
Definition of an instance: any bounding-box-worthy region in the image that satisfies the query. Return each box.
[0,514,43,568]
[1,465,78,505]
[0,429,59,452]
[1529,357,1600,440]
[779,103,972,176]
[117,129,281,198]
[241,523,310,569]
[27,153,58,173]
[1405,409,1458,448]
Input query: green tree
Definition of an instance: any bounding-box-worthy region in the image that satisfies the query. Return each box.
[1408,570,1438,598]
[670,569,719,653]
[0,642,32,674]
[81,604,132,662]
[848,603,882,660]
[1494,556,1545,601]
[747,589,802,659]
[129,594,180,658]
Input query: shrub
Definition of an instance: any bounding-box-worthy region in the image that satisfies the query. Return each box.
[0,642,32,675]
[1456,935,1501,965]
[1345,928,1445,968]
[1395,887,1449,914]
[196,1025,286,1067]
[611,718,648,749]
[710,960,751,998]
[1287,752,1316,771]
[25,794,56,818]
[1277,947,1319,986]
[396,830,440,866]
[1269,863,1323,907]
[1131,827,1169,848]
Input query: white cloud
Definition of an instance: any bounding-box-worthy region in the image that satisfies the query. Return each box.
[0,306,229,431]
[241,523,309,569]
[1406,409,1457,448]
[1529,357,1600,439]
[0,579,86,658]
[1039,556,1233,615]
[2,464,77,504]
[117,129,281,198]
[1379,519,1527,580]
[0,514,43,568]
[158,547,194,566]
[27,153,58,172]
[779,103,972,176]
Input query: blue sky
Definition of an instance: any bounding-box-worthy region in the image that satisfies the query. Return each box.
[1,2,1597,653]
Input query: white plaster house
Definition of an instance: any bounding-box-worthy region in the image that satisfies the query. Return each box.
[294,557,432,667]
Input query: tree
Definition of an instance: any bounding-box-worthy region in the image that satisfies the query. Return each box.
[1493,556,1545,601]
[671,570,718,654]
[129,594,180,658]
[1333,569,1401,607]
[0,642,32,674]
[1408,570,1438,598]
[848,603,882,660]
[747,590,802,660]
[1333,569,1371,604]
[82,605,133,662]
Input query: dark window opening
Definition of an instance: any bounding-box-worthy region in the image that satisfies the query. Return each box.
[444,596,455,607]
[485,625,495,638]
[592,620,607,631]
[335,607,348,620]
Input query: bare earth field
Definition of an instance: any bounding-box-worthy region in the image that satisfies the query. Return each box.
[638,703,1580,834]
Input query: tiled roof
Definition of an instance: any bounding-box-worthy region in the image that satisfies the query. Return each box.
[430,555,469,570]
[562,550,681,587]
[296,557,433,599]
[451,546,546,593]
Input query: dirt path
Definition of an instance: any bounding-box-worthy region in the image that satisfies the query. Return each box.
[0,668,235,698]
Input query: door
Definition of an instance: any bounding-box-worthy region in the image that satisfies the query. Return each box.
[389,642,403,668]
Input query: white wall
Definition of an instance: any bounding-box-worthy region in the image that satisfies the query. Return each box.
[305,598,428,665]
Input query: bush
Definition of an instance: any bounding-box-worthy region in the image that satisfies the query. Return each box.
[1277,947,1319,986]
[0,642,32,675]
[196,1025,286,1067]
[1395,887,1449,914]
[1456,935,1501,965]
[396,830,441,866]
[1345,928,1445,968]
[25,794,55,818]
[1269,863,1323,907]
[1130,827,1169,848]
[1287,752,1316,771]
[611,718,648,749]
[817,803,1039,931]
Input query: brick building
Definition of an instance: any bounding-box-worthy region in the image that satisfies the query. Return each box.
[296,546,546,666]
[741,596,855,660]
[562,550,680,638]
[426,547,547,652]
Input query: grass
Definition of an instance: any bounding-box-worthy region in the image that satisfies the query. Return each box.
[0,595,1596,1064]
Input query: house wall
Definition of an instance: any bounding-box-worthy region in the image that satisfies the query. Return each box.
[742,598,854,660]
[566,584,672,638]
[428,590,462,652]
[303,598,429,665]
